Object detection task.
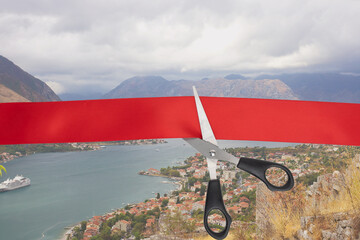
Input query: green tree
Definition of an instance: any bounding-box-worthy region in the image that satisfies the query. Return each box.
[200,184,206,196]
[297,172,320,186]
[161,199,169,208]
[81,221,87,232]
[100,225,111,240]
[191,209,204,219]
[169,169,180,177]
[163,210,196,236]
[0,165,6,176]
[240,189,256,203]
[188,177,197,186]
[132,222,144,240]
[111,232,125,240]
[201,172,210,182]
[153,206,160,214]
[90,235,102,240]
[72,227,83,240]
[221,184,226,195]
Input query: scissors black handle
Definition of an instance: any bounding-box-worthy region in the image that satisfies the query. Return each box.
[237,157,294,191]
[204,179,232,240]
[203,159,294,239]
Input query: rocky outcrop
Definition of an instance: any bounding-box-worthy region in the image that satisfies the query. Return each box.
[305,171,345,212]
[297,155,360,240]
[255,183,273,238]
[0,55,60,102]
[256,155,360,240]
[0,84,30,102]
[298,212,360,240]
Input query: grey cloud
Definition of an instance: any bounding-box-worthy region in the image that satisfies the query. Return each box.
[0,0,359,94]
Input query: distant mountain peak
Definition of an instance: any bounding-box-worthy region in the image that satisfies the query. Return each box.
[224,74,247,80]
[120,76,168,85]
[255,72,360,103]
[104,75,175,99]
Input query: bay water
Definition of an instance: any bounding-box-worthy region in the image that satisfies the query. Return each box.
[0,139,296,240]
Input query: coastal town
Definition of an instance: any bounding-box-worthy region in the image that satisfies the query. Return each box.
[0,139,166,164]
[65,143,360,240]
[0,143,101,164]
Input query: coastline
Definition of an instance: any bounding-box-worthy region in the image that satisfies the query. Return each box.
[0,139,167,164]
[59,232,69,240]
[59,222,80,240]
[60,143,303,239]
[139,171,184,191]
[60,172,183,240]
[0,138,195,240]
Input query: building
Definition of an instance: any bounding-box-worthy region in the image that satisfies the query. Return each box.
[191,200,205,212]
[112,220,131,233]
[223,170,237,181]
[148,168,160,175]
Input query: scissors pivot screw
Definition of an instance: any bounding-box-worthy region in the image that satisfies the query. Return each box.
[210,150,216,157]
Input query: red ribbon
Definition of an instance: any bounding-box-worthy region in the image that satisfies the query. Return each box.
[1,97,360,146]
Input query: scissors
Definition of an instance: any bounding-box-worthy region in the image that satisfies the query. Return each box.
[183,87,294,239]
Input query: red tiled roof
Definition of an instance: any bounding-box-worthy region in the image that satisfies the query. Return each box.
[239,202,249,208]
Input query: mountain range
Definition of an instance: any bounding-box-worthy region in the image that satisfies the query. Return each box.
[103,73,360,103]
[1,55,360,103]
[103,75,298,100]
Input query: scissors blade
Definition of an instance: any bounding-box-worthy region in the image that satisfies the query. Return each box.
[192,86,218,146]
[184,138,239,165]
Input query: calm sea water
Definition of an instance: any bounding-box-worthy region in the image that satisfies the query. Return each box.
[0,139,296,240]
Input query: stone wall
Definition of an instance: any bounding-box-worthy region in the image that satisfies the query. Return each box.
[305,171,345,212]
[255,182,274,238]
[298,212,360,240]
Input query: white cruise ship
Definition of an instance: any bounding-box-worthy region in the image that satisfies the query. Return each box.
[0,175,31,192]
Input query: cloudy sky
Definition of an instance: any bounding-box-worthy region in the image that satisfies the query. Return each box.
[1,0,360,95]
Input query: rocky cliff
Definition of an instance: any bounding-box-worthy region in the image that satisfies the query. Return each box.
[0,55,60,102]
[0,83,30,102]
[256,155,360,240]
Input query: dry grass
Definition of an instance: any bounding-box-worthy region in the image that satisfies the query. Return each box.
[232,223,257,240]
[301,156,360,239]
[260,184,306,239]
[194,224,256,240]
[195,233,236,240]
[318,158,360,215]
